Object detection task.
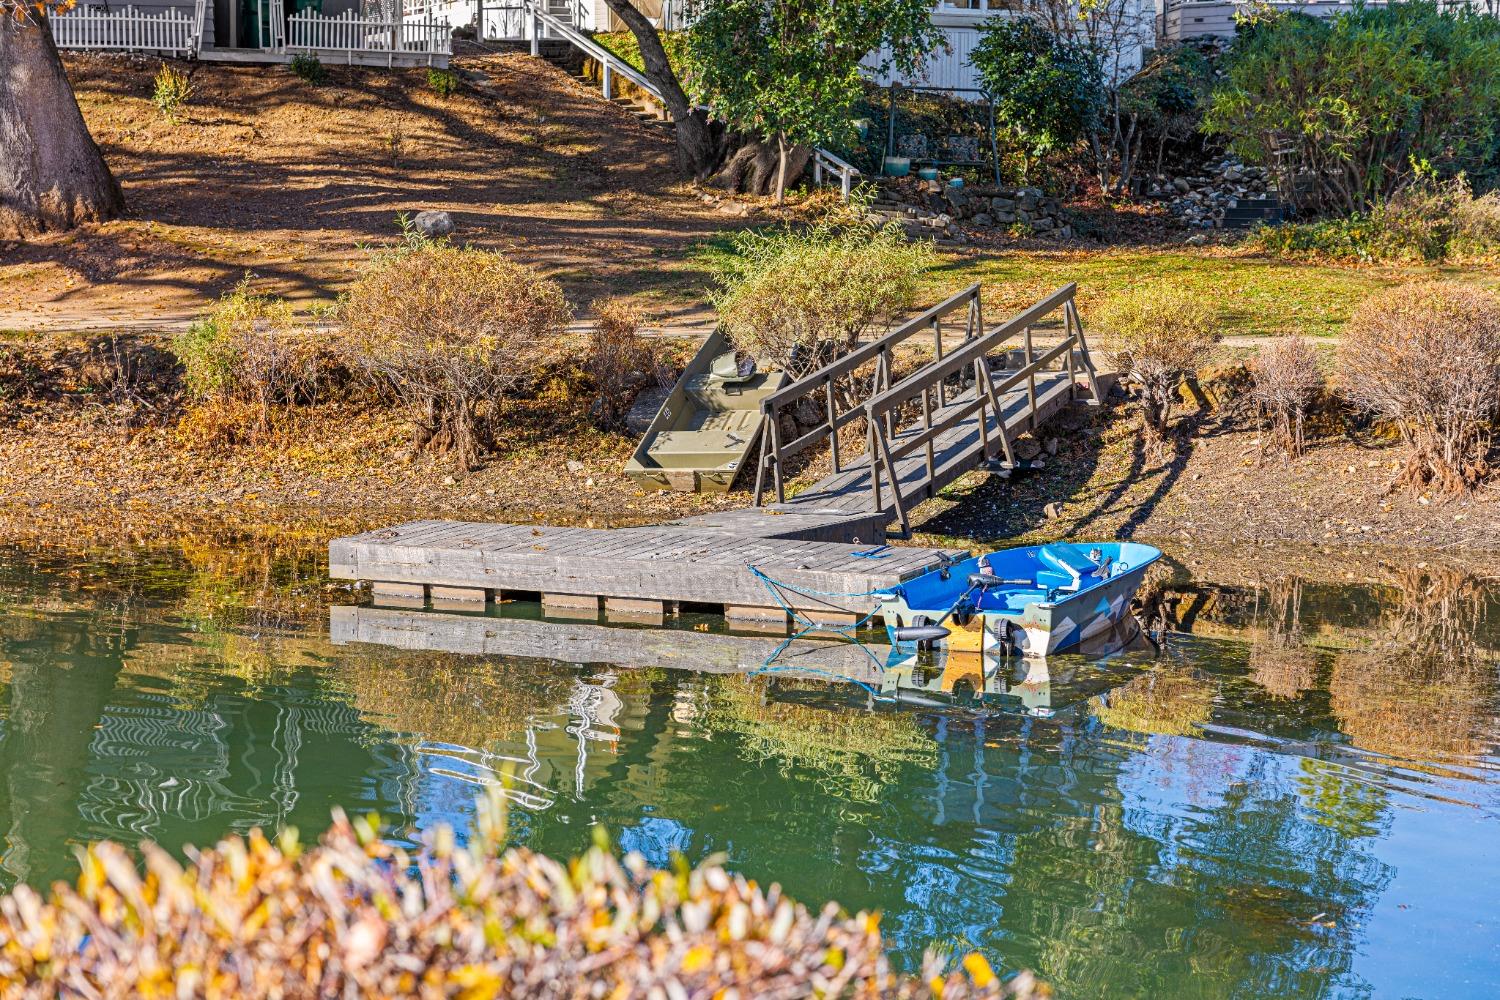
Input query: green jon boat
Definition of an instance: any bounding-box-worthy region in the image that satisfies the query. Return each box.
[623,331,786,493]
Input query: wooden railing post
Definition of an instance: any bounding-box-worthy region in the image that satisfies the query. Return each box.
[752,412,771,507]
[825,376,840,473]
[1023,324,1038,431]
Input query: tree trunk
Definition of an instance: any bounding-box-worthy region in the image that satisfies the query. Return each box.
[710,137,810,197]
[600,0,722,178]
[0,15,124,239]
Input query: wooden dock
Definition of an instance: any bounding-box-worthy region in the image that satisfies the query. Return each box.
[329,283,1112,627]
[330,520,966,624]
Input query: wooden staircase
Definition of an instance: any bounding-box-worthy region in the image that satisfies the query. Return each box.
[1222,196,1284,229]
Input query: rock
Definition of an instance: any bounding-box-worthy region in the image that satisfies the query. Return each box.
[991,210,1016,224]
[717,202,751,217]
[1043,502,1063,520]
[1186,233,1208,247]
[971,212,994,227]
[1013,436,1042,461]
[413,210,454,238]
[1173,177,1192,193]
[777,413,798,444]
[1031,217,1054,231]
[566,459,585,474]
[625,384,672,435]
[442,474,457,486]
[990,197,1016,211]
[792,396,822,428]
[1044,437,1059,456]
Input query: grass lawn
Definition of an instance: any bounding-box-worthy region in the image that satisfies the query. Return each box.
[935,247,1500,340]
[686,226,1500,341]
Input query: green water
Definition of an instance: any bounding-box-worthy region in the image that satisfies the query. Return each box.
[0,544,1496,999]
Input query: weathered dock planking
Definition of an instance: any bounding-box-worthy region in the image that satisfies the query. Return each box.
[330,283,1113,628]
[329,520,967,623]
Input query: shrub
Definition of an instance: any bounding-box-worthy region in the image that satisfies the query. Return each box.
[340,228,571,470]
[290,53,327,86]
[0,796,1041,999]
[426,67,459,98]
[1095,282,1220,456]
[1247,178,1500,264]
[1249,335,1324,457]
[584,298,672,431]
[713,212,933,379]
[172,280,328,438]
[151,62,192,123]
[1206,3,1500,216]
[1338,281,1500,495]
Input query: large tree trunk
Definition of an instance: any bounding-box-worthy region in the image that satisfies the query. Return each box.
[710,137,811,198]
[0,14,123,239]
[600,0,723,178]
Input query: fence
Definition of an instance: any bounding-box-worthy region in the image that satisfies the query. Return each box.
[50,5,199,56]
[286,9,451,64]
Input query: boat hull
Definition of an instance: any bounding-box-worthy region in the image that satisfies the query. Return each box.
[877,543,1161,658]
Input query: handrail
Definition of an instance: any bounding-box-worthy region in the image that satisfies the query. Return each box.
[867,283,1075,417]
[750,283,984,506]
[759,283,980,412]
[861,283,1101,535]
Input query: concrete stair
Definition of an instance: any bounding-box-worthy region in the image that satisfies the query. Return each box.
[1222,196,1284,229]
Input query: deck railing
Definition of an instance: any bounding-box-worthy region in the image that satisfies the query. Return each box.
[287,9,451,64]
[862,283,1099,533]
[50,5,200,56]
[751,283,985,507]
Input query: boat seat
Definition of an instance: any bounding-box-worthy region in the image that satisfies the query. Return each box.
[1037,544,1100,593]
[647,429,750,468]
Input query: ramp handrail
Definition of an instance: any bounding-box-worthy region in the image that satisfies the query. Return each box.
[863,283,1101,534]
[751,283,984,507]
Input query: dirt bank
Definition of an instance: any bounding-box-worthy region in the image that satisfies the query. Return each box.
[0,52,726,334]
[0,332,1492,562]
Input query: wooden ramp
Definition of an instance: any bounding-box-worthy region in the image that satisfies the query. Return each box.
[330,283,1111,623]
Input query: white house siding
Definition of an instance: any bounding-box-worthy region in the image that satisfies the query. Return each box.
[864,3,1154,96]
[1158,0,1500,43]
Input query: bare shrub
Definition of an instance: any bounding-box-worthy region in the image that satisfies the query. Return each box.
[171,280,329,440]
[1249,335,1324,457]
[713,215,933,380]
[584,298,673,431]
[341,230,570,470]
[1096,282,1221,457]
[1338,281,1500,496]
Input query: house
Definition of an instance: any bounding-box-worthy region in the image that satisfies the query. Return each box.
[52,0,452,66]
[1158,0,1497,42]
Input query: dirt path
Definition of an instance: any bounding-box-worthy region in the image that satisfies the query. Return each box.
[0,52,734,334]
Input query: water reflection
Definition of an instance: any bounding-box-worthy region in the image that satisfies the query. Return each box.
[0,547,1495,999]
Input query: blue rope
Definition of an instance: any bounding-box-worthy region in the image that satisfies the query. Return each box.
[745,564,886,637]
[850,545,891,560]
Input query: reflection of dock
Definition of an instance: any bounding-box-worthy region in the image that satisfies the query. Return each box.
[330,605,888,686]
[329,606,1155,717]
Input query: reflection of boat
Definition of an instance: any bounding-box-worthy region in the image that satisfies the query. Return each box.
[876,542,1163,657]
[877,617,1154,715]
[623,332,786,493]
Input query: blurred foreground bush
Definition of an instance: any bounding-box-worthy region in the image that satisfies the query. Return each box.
[0,794,1043,999]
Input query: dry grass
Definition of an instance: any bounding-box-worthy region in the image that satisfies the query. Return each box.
[1249,335,1324,458]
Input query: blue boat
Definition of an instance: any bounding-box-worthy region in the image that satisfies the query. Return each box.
[875,542,1163,658]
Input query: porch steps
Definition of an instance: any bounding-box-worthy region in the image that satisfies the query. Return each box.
[1223,196,1284,230]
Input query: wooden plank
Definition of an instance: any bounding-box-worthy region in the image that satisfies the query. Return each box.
[430,585,488,606]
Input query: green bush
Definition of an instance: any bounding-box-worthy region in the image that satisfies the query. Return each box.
[289,53,327,86]
[0,794,1039,999]
[968,19,1101,182]
[1206,3,1500,215]
[172,280,330,441]
[151,62,192,123]
[712,207,934,379]
[426,67,459,98]
[592,29,688,76]
[1247,178,1500,263]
